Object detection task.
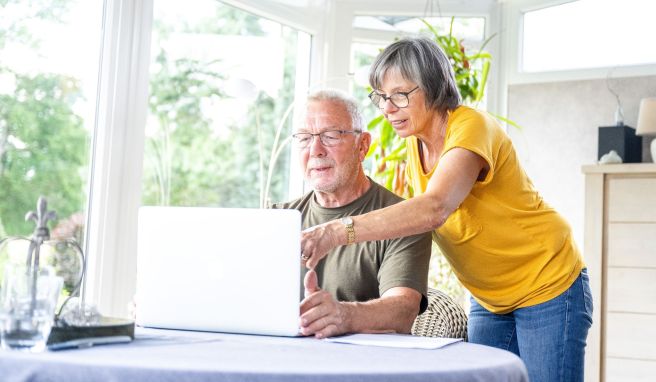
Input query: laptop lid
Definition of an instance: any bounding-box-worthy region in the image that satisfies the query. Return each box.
[136,206,302,336]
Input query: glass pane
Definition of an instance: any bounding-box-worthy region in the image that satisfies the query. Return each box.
[144,1,310,208]
[353,16,486,42]
[0,0,103,294]
[522,0,656,72]
[351,17,489,115]
[350,42,384,124]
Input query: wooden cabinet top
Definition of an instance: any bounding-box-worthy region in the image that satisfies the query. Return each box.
[582,163,656,174]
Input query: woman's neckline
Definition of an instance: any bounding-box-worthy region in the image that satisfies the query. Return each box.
[416,110,452,175]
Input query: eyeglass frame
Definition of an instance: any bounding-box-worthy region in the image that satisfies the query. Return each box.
[291,129,362,148]
[368,86,420,109]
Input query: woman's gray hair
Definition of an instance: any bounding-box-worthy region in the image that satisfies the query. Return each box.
[307,89,364,132]
[369,36,461,113]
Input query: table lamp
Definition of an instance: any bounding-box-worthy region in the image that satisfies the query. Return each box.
[636,97,656,163]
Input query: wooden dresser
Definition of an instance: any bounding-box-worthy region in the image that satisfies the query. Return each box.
[582,164,656,382]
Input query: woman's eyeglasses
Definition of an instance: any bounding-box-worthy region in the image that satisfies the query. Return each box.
[368,86,419,109]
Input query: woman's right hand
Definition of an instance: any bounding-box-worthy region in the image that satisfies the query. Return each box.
[301,220,341,269]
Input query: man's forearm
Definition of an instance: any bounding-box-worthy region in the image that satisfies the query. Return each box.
[341,294,420,334]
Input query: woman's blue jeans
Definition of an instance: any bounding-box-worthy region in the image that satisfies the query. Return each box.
[468,269,593,382]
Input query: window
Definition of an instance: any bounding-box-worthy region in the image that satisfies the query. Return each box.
[143,0,311,209]
[0,0,103,293]
[522,0,656,72]
[353,15,486,42]
[349,42,384,125]
[350,15,490,112]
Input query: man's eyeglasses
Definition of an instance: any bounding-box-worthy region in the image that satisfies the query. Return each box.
[291,130,361,148]
[368,86,419,109]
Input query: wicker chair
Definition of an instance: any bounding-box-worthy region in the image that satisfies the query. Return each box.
[411,288,468,339]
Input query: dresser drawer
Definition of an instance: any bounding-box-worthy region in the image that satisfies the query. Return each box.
[606,313,656,360]
[607,177,656,222]
[606,358,656,382]
[607,268,656,314]
[608,223,656,267]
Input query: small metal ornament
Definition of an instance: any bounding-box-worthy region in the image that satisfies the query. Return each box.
[1,197,85,320]
[21,197,56,320]
[0,196,134,349]
[24,196,57,273]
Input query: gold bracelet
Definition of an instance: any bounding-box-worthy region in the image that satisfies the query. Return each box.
[340,217,355,245]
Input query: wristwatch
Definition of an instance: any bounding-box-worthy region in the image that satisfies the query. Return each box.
[340,217,355,245]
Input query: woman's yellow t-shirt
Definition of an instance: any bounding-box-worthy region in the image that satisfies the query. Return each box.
[406,106,584,314]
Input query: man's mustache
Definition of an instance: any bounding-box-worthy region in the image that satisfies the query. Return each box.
[308,158,335,169]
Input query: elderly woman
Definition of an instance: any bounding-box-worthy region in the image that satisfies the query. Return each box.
[301,36,592,382]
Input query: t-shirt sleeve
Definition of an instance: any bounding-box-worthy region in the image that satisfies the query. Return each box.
[442,110,499,185]
[377,231,432,314]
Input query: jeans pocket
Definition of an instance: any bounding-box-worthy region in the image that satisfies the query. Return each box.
[580,269,593,323]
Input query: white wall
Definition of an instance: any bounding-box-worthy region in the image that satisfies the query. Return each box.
[506,75,656,248]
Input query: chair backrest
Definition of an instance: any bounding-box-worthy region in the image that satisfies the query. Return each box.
[411,288,468,339]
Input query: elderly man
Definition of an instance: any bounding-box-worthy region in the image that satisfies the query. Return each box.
[272,89,431,339]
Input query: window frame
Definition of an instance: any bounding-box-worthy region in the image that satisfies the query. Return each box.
[88,0,318,317]
[83,0,153,316]
[504,0,656,85]
[328,0,501,114]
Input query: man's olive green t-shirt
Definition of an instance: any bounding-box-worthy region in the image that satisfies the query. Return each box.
[273,180,432,312]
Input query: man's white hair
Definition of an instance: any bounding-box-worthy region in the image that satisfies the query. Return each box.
[307,89,364,132]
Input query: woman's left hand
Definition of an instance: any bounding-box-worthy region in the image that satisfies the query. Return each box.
[301,221,341,269]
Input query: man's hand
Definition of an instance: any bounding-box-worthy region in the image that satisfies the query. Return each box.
[299,271,422,338]
[299,269,351,339]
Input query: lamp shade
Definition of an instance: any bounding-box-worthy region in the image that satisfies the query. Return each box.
[636,97,656,135]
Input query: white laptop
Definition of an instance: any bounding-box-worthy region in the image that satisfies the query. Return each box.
[136,206,302,336]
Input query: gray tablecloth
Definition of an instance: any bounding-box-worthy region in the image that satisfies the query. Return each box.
[0,327,528,382]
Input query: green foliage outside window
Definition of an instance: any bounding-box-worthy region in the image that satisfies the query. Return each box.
[142,4,297,208]
[1,0,300,235]
[0,73,87,235]
[0,0,87,238]
[0,0,89,297]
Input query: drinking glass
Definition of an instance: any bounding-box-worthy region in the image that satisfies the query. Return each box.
[0,266,63,352]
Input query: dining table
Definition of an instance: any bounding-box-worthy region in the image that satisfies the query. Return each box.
[0,327,529,382]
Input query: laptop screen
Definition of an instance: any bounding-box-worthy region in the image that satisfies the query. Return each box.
[136,206,302,336]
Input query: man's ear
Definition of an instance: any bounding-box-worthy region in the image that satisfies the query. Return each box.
[358,131,372,161]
